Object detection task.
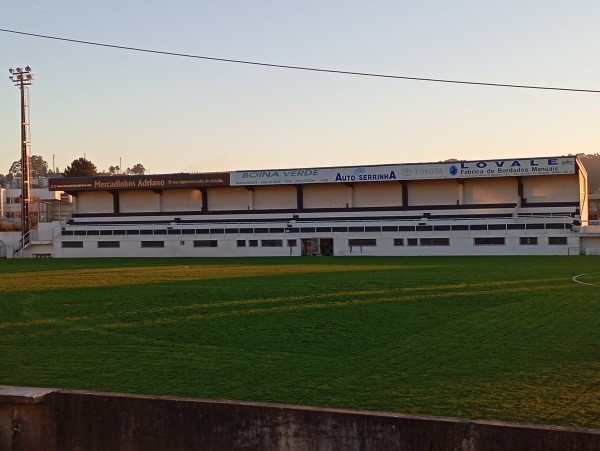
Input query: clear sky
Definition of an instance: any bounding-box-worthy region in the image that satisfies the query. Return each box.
[2,1,600,175]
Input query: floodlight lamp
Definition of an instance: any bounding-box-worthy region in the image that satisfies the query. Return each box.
[25,66,31,72]
[26,74,32,80]
[16,67,22,73]
[9,68,14,74]
[9,75,13,81]
[17,74,22,80]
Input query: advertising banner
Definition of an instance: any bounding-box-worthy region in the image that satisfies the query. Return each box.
[48,157,576,191]
[230,157,576,186]
[48,172,230,191]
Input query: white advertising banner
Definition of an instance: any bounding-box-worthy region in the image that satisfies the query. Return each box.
[230,157,576,186]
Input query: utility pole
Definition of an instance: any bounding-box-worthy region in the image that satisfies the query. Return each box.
[8,66,34,239]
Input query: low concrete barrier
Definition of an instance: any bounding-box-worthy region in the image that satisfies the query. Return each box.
[1,386,599,450]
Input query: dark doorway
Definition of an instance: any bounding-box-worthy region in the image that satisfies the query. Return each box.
[320,238,334,256]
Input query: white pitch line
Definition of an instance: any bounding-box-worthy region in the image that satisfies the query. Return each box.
[572,273,600,288]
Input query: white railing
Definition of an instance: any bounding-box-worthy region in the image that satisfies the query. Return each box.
[59,215,575,238]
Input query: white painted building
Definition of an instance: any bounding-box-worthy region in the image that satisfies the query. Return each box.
[2,178,71,225]
[12,155,600,257]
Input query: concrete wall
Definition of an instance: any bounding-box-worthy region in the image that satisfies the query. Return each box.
[208,187,251,211]
[337,233,578,257]
[522,174,579,203]
[463,178,517,204]
[1,386,599,451]
[353,182,403,208]
[76,191,113,214]
[303,184,348,209]
[51,235,302,258]
[66,172,582,216]
[254,185,297,210]
[408,180,458,206]
[160,189,202,212]
[581,235,600,255]
[120,191,161,213]
[0,231,20,258]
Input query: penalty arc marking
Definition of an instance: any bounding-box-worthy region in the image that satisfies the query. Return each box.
[572,273,600,288]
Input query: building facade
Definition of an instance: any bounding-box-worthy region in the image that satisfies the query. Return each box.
[15,155,600,257]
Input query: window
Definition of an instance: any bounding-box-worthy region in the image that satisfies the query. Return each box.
[348,239,376,247]
[526,223,545,230]
[287,239,297,247]
[249,240,258,248]
[407,238,418,246]
[474,237,505,246]
[393,238,404,246]
[548,236,568,245]
[194,240,218,248]
[520,237,538,245]
[61,241,83,248]
[141,241,164,248]
[237,240,246,247]
[261,239,283,247]
[420,238,450,246]
[416,225,433,231]
[97,241,120,248]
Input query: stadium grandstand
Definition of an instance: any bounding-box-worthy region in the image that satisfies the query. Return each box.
[9,155,600,257]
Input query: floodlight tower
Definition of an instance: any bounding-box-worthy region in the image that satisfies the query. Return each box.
[8,66,34,238]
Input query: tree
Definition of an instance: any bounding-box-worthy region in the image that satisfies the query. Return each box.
[31,155,49,178]
[8,160,21,178]
[63,157,98,177]
[7,155,50,178]
[128,163,146,175]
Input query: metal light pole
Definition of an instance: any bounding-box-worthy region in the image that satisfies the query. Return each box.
[8,66,34,238]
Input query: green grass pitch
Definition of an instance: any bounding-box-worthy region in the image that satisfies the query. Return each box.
[0,256,599,429]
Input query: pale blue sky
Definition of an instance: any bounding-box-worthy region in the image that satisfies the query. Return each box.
[2,1,600,175]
